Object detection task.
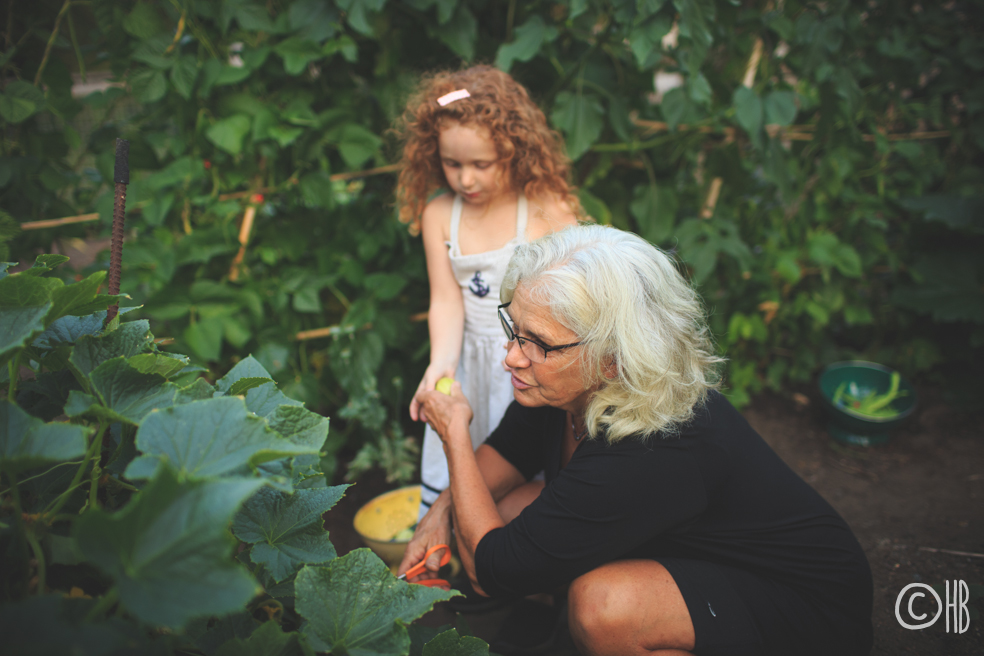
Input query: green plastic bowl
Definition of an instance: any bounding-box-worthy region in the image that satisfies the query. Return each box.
[818,361,917,446]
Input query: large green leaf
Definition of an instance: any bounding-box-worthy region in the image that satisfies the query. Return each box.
[244,382,305,417]
[31,311,107,350]
[214,619,312,656]
[67,358,178,425]
[170,55,199,100]
[206,115,252,155]
[551,91,604,161]
[0,271,61,307]
[267,405,329,448]
[764,91,797,126]
[275,37,324,75]
[125,396,319,480]
[0,81,46,124]
[128,352,190,379]
[217,355,274,393]
[629,13,673,66]
[0,399,89,473]
[733,86,762,136]
[130,68,168,103]
[69,321,155,378]
[74,466,263,629]
[428,3,477,60]
[630,184,677,244]
[0,304,50,358]
[232,485,348,582]
[422,629,489,656]
[296,549,456,656]
[495,16,556,72]
[45,271,108,327]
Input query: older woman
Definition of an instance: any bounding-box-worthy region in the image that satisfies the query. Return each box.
[402,225,873,656]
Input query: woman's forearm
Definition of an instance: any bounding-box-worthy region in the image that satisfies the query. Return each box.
[444,419,504,589]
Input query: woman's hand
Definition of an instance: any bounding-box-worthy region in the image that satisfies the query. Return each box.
[409,363,456,422]
[415,381,473,447]
[397,490,453,581]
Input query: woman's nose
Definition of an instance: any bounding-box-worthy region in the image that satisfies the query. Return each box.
[504,339,529,368]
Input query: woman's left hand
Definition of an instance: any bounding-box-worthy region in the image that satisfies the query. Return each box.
[414,381,474,446]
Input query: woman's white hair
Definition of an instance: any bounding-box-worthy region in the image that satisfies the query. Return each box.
[501,224,723,443]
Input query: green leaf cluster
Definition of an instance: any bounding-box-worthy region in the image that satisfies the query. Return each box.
[3,0,983,459]
[0,261,470,655]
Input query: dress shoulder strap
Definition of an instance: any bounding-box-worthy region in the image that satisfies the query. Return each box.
[515,194,529,243]
[449,194,464,255]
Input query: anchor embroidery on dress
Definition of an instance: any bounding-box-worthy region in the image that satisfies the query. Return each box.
[469,271,490,297]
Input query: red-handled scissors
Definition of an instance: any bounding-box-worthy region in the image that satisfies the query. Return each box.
[396,543,451,590]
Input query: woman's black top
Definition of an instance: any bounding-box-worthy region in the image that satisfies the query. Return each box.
[475,391,872,638]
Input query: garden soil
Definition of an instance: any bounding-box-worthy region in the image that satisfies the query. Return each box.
[324,387,984,655]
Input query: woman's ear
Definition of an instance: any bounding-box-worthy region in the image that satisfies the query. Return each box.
[603,356,618,379]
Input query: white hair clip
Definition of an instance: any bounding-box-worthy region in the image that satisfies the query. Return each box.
[437,89,471,106]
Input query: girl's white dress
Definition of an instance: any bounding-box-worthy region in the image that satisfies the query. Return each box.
[418,194,528,518]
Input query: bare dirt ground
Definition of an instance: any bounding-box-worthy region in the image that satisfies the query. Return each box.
[325,386,984,655]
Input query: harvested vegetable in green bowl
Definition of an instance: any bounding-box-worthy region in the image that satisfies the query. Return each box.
[832,371,909,419]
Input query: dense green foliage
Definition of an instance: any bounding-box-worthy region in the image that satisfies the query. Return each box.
[0,258,472,654]
[2,0,983,484]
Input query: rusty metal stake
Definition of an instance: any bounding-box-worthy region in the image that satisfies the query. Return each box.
[106,138,129,324]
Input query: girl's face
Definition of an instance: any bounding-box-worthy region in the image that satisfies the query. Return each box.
[438,122,507,205]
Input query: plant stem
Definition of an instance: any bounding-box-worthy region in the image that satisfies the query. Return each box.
[7,354,17,401]
[65,4,84,83]
[88,425,106,509]
[84,587,119,622]
[24,529,46,595]
[7,471,44,594]
[45,423,105,517]
[33,0,71,86]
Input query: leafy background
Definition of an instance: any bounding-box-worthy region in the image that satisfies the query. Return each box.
[2,1,983,654]
[3,0,982,476]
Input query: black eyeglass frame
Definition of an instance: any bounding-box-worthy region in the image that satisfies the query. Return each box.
[497,302,583,363]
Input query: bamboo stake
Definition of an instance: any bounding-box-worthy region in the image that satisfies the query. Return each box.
[217,163,401,202]
[20,213,100,230]
[228,201,258,282]
[295,326,339,341]
[701,35,763,220]
[742,37,764,89]
[700,178,723,219]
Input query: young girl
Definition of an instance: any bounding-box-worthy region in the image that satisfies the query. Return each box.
[394,65,583,518]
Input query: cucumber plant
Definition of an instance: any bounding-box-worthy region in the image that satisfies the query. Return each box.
[0,256,483,656]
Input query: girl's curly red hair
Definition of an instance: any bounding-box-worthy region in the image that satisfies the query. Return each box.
[394,65,581,235]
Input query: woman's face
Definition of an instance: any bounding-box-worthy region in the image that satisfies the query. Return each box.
[501,285,597,415]
[438,122,507,206]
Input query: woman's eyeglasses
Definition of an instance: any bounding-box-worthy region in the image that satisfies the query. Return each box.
[497,303,582,364]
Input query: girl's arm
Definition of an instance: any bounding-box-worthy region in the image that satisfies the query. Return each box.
[410,195,465,422]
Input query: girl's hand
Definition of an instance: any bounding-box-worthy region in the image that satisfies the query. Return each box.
[416,381,473,446]
[410,363,456,422]
[397,493,453,581]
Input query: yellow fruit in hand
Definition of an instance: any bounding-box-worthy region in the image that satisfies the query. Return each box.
[435,377,455,395]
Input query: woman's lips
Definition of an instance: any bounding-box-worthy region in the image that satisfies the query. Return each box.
[510,373,532,389]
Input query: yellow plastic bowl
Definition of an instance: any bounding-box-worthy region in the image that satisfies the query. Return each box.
[353,485,420,567]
